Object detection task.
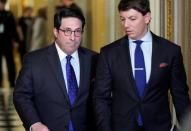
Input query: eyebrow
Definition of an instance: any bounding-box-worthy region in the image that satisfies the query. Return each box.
[120,15,137,19]
[61,27,82,30]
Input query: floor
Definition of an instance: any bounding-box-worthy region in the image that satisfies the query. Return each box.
[0,88,24,131]
[0,52,25,131]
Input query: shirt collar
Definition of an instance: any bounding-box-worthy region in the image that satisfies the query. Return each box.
[129,30,152,43]
[55,42,78,62]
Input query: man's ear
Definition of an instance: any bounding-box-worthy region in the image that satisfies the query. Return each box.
[53,28,58,38]
[144,12,151,24]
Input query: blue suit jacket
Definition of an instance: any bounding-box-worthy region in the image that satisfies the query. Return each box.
[93,33,190,131]
[13,43,98,131]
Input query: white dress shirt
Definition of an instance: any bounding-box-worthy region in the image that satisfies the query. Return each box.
[128,31,152,83]
[29,43,80,131]
[55,43,80,91]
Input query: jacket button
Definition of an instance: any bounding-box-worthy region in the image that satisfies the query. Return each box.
[64,125,68,129]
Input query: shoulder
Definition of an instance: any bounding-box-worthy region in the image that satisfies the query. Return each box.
[152,33,180,47]
[78,47,98,64]
[23,44,54,62]
[100,36,128,54]
[4,10,14,18]
[152,33,181,52]
[18,17,24,22]
[78,46,98,56]
[0,10,13,18]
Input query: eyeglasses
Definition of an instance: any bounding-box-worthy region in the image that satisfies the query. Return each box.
[59,28,83,37]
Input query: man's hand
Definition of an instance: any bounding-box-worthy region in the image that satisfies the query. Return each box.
[31,122,50,131]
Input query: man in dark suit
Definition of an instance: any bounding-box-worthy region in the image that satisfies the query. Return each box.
[17,6,33,61]
[13,7,97,131]
[0,0,19,87]
[93,0,190,131]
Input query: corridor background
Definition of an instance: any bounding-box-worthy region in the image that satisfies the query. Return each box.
[0,0,190,130]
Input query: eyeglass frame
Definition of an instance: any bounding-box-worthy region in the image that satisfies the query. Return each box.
[59,28,83,37]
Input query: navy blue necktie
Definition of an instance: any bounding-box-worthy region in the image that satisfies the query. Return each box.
[134,40,146,126]
[66,55,78,131]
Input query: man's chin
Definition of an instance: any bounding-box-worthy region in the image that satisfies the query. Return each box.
[127,35,136,39]
[126,32,134,38]
[66,48,77,55]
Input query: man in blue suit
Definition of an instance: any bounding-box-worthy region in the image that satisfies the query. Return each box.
[93,0,190,131]
[13,7,97,131]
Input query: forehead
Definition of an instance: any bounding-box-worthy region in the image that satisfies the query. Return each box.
[61,17,82,29]
[119,9,142,17]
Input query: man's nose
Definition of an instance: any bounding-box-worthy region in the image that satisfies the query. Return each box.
[69,32,75,40]
[124,20,130,28]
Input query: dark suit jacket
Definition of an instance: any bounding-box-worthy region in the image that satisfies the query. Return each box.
[0,10,19,48]
[13,43,98,131]
[93,33,190,131]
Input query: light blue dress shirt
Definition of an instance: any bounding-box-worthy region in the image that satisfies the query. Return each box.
[129,31,152,83]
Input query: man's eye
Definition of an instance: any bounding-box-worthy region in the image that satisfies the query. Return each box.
[120,18,125,22]
[130,18,136,21]
[75,30,82,33]
[65,30,72,33]
[129,17,136,21]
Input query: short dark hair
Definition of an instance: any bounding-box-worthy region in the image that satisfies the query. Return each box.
[23,6,33,12]
[118,0,150,16]
[54,6,85,30]
[0,0,7,4]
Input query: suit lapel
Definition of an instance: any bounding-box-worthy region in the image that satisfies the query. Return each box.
[118,37,139,100]
[46,44,70,104]
[143,34,163,98]
[74,47,89,105]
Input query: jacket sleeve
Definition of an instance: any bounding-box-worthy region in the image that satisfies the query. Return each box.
[13,53,41,129]
[170,46,191,123]
[93,48,112,131]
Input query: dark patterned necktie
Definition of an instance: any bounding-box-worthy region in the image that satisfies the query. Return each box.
[134,40,146,126]
[66,55,78,131]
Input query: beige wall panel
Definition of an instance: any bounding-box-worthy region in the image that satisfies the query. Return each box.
[91,0,107,52]
[149,0,161,36]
